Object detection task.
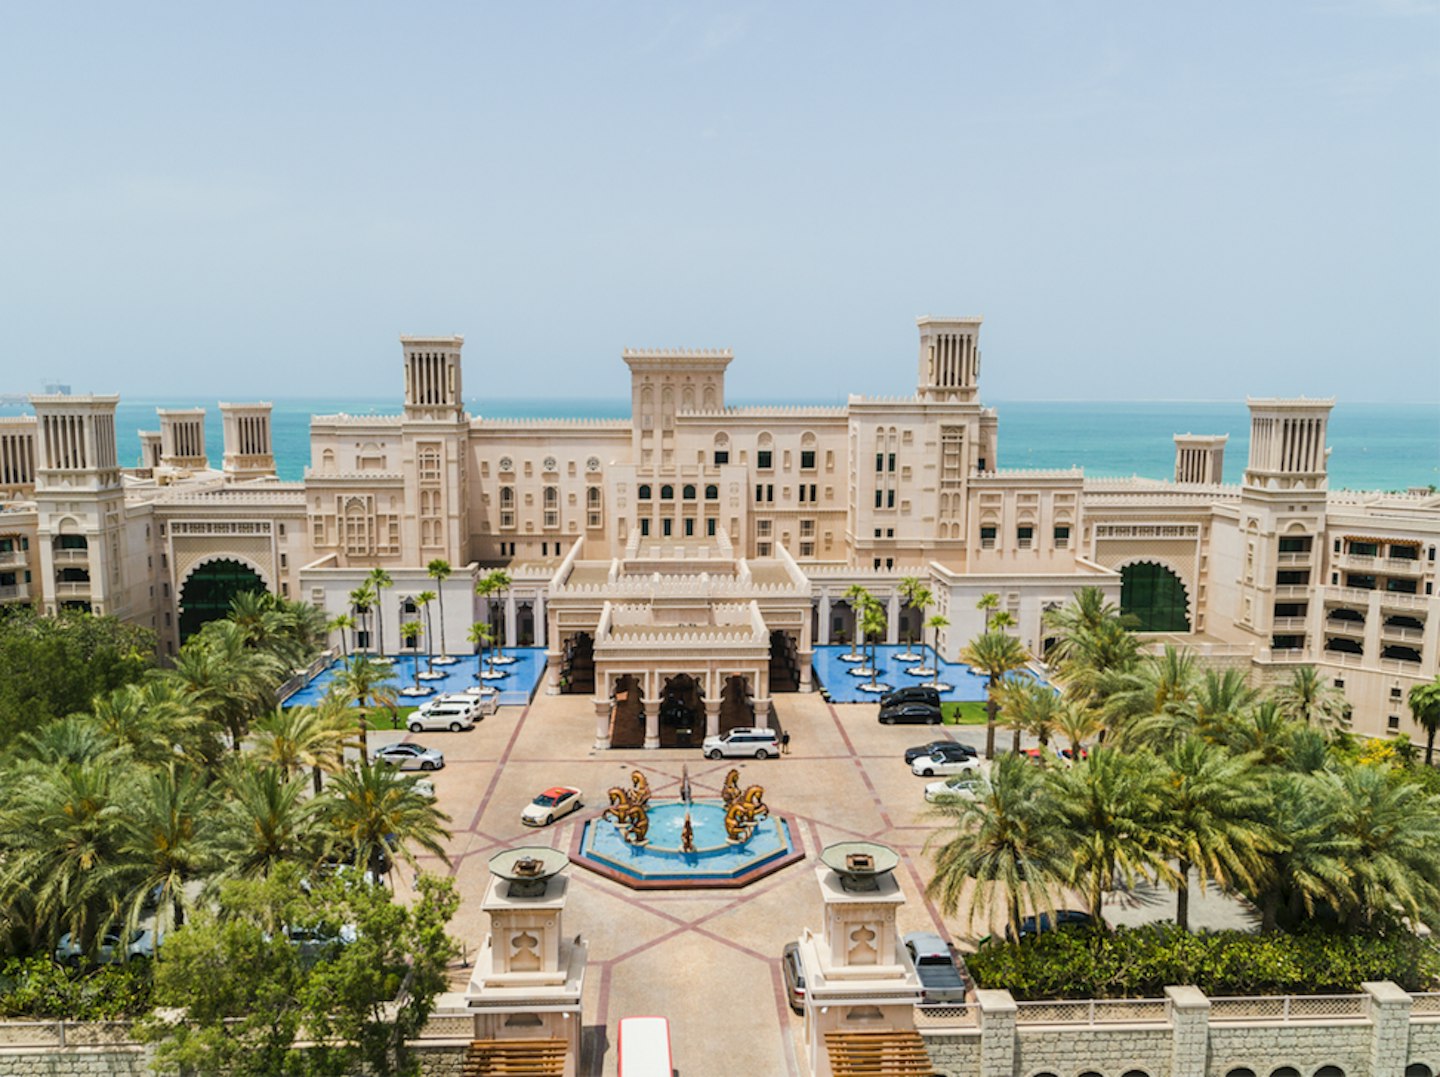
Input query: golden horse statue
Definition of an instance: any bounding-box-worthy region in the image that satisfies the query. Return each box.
[721,769,742,807]
[723,784,769,842]
[604,771,652,844]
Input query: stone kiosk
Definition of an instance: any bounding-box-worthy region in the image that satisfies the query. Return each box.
[796,842,928,1077]
[464,848,587,1077]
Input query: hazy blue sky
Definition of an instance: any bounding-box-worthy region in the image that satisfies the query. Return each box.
[2,2,1437,403]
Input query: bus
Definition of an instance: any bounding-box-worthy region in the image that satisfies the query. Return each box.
[616,1015,672,1077]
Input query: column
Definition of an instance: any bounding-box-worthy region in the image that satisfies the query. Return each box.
[1165,985,1209,1077]
[817,593,831,645]
[752,697,772,730]
[593,698,612,750]
[504,595,517,650]
[643,699,661,750]
[545,651,562,696]
[704,699,721,739]
[534,593,547,648]
[798,651,813,692]
[886,592,900,644]
[976,989,1016,1077]
[1362,981,1412,1077]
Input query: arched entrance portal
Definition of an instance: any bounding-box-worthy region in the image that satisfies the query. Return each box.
[179,559,267,641]
[720,676,754,733]
[1119,562,1190,632]
[608,674,646,750]
[659,674,704,748]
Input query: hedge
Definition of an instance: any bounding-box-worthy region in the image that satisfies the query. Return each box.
[0,956,153,1020]
[966,923,1440,999]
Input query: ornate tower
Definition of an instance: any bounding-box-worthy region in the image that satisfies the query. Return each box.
[158,408,208,470]
[399,335,470,563]
[401,335,464,422]
[1174,434,1227,485]
[220,402,276,480]
[916,315,982,403]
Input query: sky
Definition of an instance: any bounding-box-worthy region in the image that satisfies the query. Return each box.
[1,2,1437,404]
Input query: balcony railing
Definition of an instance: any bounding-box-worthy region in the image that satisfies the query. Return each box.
[0,549,26,569]
[1276,551,1312,566]
[1273,585,1311,599]
[1380,625,1425,643]
[0,583,29,602]
[1323,618,1365,636]
[51,548,90,565]
[53,581,91,596]
[1270,617,1308,632]
[1208,993,1369,1024]
[1379,591,1429,611]
[1338,552,1424,576]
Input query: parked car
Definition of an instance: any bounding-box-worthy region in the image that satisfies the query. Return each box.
[55,928,159,965]
[924,775,982,803]
[411,777,436,799]
[880,685,942,710]
[904,739,977,765]
[521,786,584,827]
[1055,746,1089,763]
[903,932,968,1004]
[372,742,445,770]
[1016,910,1094,939]
[284,922,358,963]
[702,727,779,759]
[409,697,477,732]
[911,753,981,778]
[878,702,943,726]
[781,941,807,1013]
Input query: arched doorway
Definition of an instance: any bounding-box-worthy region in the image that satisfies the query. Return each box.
[720,676,754,733]
[1119,562,1190,632]
[609,674,645,750]
[659,674,703,748]
[769,630,799,692]
[179,559,266,641]
[562,633,594,694]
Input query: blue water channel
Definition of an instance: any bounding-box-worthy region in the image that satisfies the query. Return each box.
[811,643,1042,704]
[281,648,547,709]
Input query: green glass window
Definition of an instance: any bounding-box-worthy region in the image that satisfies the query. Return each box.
[1120,562,1190,632]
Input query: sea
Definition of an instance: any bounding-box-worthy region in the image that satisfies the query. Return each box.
[1,397,1436,492]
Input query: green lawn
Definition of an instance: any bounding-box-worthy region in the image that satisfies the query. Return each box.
[942,701,990,725]
[355,706,419,730]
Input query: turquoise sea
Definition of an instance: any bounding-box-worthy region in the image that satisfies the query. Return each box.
[1,397,1435,492]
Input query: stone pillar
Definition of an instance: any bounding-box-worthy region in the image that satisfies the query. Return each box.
[1165,985,1209,1077]
[504,595,517,650]
[1362,980,1412,1077]
[752,697,772,730]
[593,698,612,750]
[818,593,831,645]
[534,593,546,648]
[705,698,721,739]
[798,650,813,692]
[976,989,1017,1077]
[886,592,900,644]
[545,650,562,695]
[643,699,661,750]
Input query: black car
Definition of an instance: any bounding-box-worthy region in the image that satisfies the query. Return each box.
[878,702,943,725]
[879,685,942,710]
[904,739,978,765]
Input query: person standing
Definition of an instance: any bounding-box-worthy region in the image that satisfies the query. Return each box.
[781,730,791,755]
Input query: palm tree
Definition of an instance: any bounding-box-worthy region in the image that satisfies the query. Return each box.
[328,613,355,660]
[1101,645,1199,747]
[330,656,398,758]
[1274,665,1349,731]
[1042,588,1141,708]
[481,569,513,660]
[990,610,1017,633]
[1054,698,1104,760]
[1251,770,1355,932]
[167,621,284,751]
[250,705,350,792]
[320,761,452,885]
[118,764,222,932]
[426,558,454,661]
[1159,737,1276,931]
[348,584,376,655]
[398,621,424,691]
[859,598,887,688]
[996,677,1064,757]
[976,592,999,632]
[842,584,872,659]
[366,568,393,658]
[925,754,1070,941]
[1407,676,1440,766]
[468,621,496,676]
[960,630,1030,758]
[92,679,212,768]
[925,614,949,687]
[1049,748,1174,925]
[1330,764,1440,931]
[897,577,931,659]
[414,590,438,676]
[1224,700,1301,767]
[216,761,325,881]
[1127,665,1258,752]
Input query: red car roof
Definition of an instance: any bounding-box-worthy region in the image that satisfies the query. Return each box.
[542,786,577,798]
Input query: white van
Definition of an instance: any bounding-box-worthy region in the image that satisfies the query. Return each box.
[702,727,779,760]
[617,1016,672,1077]
[409,695,478,732]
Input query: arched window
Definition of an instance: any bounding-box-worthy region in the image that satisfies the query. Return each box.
[1120,1071,1152,1077]
[1405,1065,1435,1077]
[1268,1068,1302,1077]
[500,486,514,505]
[638,485,652,500]
[660,485,674,500]
[705,484,718,500]
[683,484,696,500]
[587,487,601,506]
[544,486,558,507]
[1223,1069,1257,1077]
[1314,1068,1345,1077]
[1119,562,1190,631]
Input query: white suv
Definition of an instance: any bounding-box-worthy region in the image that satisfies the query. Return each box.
[409,695,478,732]
[703,727,780,760]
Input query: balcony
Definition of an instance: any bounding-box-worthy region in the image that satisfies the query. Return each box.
[1338,551,1425,576]
[1379,591,1429,612]
[1273,585,1312,599]
[1380,624,1425,644]
[1271,617,1309,632]
[0,583,29,603]
[0,549,26,569]
[1324,617,1365,637]
[1277,551,1311,566]
[54,581,91,597]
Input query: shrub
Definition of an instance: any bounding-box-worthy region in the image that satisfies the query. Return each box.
[966,923,1440,999]
[0,956,153,1020]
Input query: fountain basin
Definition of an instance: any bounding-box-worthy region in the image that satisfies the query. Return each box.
[571,799,803,890]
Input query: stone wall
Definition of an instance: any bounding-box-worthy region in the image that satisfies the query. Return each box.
[921,982,1440,1077]
[0,1041,472,1076]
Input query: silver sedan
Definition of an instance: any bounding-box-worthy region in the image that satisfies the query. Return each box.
[371,742,445,771]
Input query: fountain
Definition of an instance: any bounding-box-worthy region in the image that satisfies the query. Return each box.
[571,767,802,890]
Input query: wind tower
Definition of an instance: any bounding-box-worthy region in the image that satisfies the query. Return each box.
[220,402,276,480]
[916,316,982,403]
[399,336,470,563]
[158,408,208,471]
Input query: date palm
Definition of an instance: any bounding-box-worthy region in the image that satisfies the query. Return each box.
[398,621,424,691]
[216,761,325,881]
[251,704,350,793]
[348,584,376,655]
[168,621,284,751]
[1042,588,1140,708]
[1160,737,1276,931]
[960,630,1029,758]
[328,613,355,660]
[1274,665,1349,732]
[321,761,452,885]
[479,569,513,658]
[996,677,1064,757]
[1330,764,1440,931]
[897,577,931,657]
[1409,676,1440,766]
[1101,645,1199,748]
[859,598,887,687]
[925,753,1070,942]
[93,679,212,768]
[427,558,454,659]
[468,621,495,675]
[1252,771,1355,932]
[330,656,398,758]
[925,614,949,687]
[976,592,999,632]
[414,590,437,675]
[1048,748,1174,924]
[842,584,872,657]
[118,764,223,932]
[366,568,393,658]
[1054,698,1104,760]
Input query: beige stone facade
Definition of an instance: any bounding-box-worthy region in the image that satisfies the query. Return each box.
[0,316,1436,742]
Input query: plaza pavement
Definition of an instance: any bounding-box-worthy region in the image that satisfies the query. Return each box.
[380,691,1253,1076]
